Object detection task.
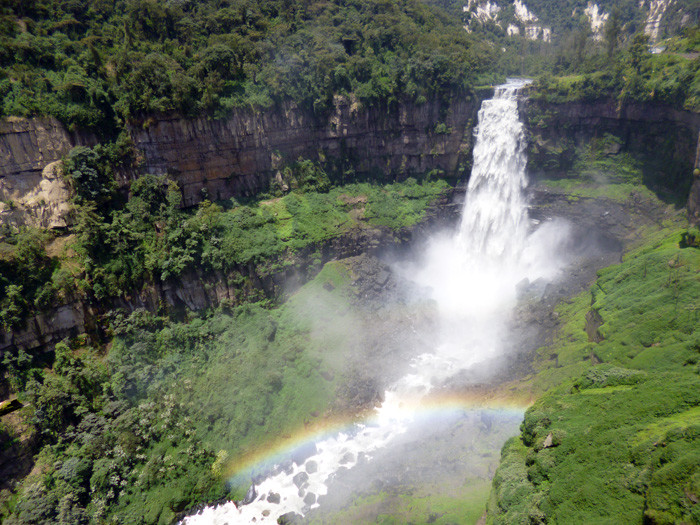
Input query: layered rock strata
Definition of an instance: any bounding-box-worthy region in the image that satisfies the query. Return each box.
[521,98,700,210]
[0,117,93,228]
[127,95,477,206]
[0,193,461,355]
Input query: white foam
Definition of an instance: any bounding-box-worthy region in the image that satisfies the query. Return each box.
[182,79,571,524]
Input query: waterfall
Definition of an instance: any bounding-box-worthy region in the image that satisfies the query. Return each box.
[182,80,541,525]
[458,80,529,263]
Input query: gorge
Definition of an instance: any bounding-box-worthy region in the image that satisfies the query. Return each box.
[1,82,698,524]
[1,1,699,522]
[2,90,699,356]
[181,78,551,524]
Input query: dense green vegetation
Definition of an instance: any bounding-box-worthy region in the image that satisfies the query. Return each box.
[0,0,499,132]
[459,0,700,111]
[0,132,453,523]
[0,259,372,524]
[1,1,698,523]
[0,149,449,327]
[1,0,697,133]
[529,30,700,111]
[0,147,452,521]
[488,229,700,523]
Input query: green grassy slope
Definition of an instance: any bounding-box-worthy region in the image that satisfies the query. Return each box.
[1,259,372,524]
[488,228,700,524]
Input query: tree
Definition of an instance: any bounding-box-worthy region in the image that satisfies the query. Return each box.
[628,32,650,75]
[604,9,622,58]
[63,146,115,204]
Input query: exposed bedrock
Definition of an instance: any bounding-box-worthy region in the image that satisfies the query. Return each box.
[0,95,479,227]
[1,94,699,355]
[3,95,699,227]
[126,95,479,206]
[521,97,700,214]
[0,193,460,357]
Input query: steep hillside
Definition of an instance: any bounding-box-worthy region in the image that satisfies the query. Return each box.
[488,228,700,524]
[461,0,698,43]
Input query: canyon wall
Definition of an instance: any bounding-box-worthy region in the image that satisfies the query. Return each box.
[0,195,460,355]
[521,98,700,215]
[1,95,477,356]
[1,95,478,224]
[0,118,94,229]
[127,95,478,206]
[2,93,700,355]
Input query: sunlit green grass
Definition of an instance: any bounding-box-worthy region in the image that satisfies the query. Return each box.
[489,229,700,524]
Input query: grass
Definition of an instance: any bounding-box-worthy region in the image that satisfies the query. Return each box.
[488,228,700,524]
[309,486,491,525]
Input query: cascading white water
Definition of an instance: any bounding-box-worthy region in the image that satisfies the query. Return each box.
[182,79,564,525]
[458,81,529,262]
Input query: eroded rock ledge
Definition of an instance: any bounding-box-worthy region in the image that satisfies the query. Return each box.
[128,95,479,206]
[0,95,479,228]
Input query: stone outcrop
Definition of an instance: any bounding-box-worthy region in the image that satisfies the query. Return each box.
[521,98,700,210]
[0,192,461,356]
[0,117,93,228]
[0,300,87,356]
[0,161,74,228]
[128,95,478,206]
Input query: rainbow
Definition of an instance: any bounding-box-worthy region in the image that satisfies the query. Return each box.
[223,389,533,484]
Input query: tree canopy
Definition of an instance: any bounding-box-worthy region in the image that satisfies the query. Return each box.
[0,0,498,132]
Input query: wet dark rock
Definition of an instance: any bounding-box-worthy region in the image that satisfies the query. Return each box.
[305,460,318,474]
[267,492,281,504]
[277,459,293,475]
[277,512,304,524]
[304,492,317,506]
[242,484,257,505]
[292,471,309,488]
[585,309,604,343]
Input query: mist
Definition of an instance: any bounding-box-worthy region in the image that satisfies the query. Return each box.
[181,80,589,524]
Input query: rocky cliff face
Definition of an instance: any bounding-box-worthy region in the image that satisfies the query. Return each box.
[128,95,478,206]
[0,117,93,228]
[1,95,476,356]
[1,95,478,224]
[2,93,700,355]
[521,97,700,210]
[0,195,461,355]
